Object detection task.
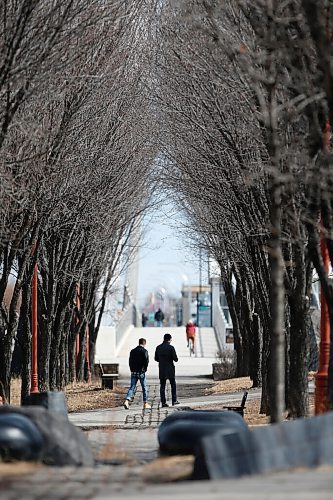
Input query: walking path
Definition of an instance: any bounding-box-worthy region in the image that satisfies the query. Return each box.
[69,378,260,429]
[0,378,332,499]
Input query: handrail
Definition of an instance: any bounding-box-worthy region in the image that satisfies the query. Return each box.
[115,304,134,346]
[213,302,227,353]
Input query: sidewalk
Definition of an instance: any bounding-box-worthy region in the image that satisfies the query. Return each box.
[0,379,332,499]
[69,379,261,429]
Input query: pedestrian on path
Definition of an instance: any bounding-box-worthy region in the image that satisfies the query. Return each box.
[154,333,180,407]
[123,338,151,410]
[141,312,148,327]
[154,308,164,327]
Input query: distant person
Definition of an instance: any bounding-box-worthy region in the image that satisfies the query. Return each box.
[154,308,164,327]
[141,312,148,327]
[186,319,196,354]
[154,333,180,407]
[123,338,151,410]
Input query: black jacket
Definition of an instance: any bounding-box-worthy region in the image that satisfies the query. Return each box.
[154,310,164,321]
[129,345,149,373]
[154,341,178,379]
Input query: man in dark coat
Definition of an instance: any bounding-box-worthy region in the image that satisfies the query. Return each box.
[154,333,180,407]
[154,308,164,327]
[123,338,150,410]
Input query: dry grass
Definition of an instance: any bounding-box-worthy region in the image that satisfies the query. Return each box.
[205,376,253,395]
[200,376,315,426]
[9,378,126,413]
[65,382,126,413]
[143,456,194,483]
[0,462,41,476]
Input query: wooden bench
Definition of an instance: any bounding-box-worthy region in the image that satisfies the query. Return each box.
[223,390,248,418]
[98,363,119,389]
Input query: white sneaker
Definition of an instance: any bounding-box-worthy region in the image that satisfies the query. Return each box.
[123,399,130,409]
[143,402,151,409]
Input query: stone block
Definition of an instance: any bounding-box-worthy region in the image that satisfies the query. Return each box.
[25,392,68,417]
[193,412,333,479]
[158,410,249,455]
[0,406,93,466]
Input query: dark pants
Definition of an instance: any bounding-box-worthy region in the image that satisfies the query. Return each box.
[160,377,177,404]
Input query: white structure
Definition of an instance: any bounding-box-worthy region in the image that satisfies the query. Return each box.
[211,277,233,351]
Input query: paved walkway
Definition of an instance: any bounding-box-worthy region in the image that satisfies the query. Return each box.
[0,379,332,499]
[69,378,260,429]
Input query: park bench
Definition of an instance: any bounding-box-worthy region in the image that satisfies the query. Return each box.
[223,390,248,417]
[98,363,119,390]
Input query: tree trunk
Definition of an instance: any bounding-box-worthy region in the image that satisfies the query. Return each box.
[49,306,66,390]
[287,241,311,417]
[250,313,262,387]
[268,177,285,423]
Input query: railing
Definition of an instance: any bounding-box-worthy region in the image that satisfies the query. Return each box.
[213,302,227,353]
[115,303,136,350]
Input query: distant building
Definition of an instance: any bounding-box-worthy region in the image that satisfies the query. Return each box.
[181,284,212,327]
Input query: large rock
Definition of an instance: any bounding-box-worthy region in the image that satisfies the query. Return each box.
[160,409,247,428]
[0,413,43,462]
[158,410,249,455]
[194,412,333,479]
[0,406,93,466]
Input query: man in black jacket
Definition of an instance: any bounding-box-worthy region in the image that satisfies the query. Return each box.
[123,338,151,410]
[154,308,164,327]
[154,333,180,407]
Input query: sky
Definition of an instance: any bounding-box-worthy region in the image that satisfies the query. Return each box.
[136,202,206,306]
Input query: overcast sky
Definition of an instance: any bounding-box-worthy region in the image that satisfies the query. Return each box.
[137,202,205,305]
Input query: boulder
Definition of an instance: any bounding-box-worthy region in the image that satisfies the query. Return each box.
[0,413,43,462]
[0,406,93,466]
[160,409,247,429]
[158,410,249,455]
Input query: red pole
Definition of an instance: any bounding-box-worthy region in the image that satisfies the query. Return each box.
[75,284,80,368]
[315,119,331,414]
[30,262,39,394]
[315,236,330,413]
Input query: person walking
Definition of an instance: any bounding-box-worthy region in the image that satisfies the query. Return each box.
[141,312,148,327]
[154,308,164,327]
[123,338,151,410]
[154,333,180,407]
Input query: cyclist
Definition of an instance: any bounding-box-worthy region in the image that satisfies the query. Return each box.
[186,319,196,354]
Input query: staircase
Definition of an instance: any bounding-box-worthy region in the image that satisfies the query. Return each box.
[115,326,219,378]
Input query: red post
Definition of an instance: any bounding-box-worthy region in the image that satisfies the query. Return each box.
[315,119,331,414]
[75,284,80,368]
[30,262,39,394]
[315,238,330,413]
